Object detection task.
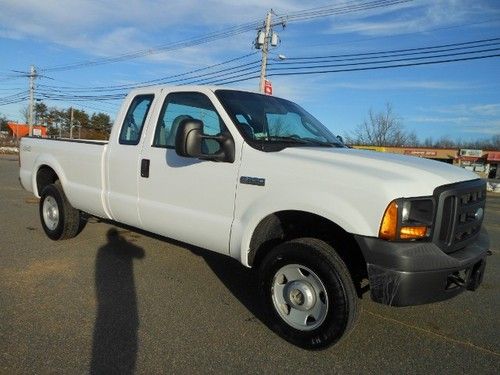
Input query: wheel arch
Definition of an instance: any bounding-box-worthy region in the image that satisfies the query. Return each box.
[32,155,67,197]
[248,210,368,294]
[36,165,59,196]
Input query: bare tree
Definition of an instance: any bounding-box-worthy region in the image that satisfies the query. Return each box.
[350,103,410,146]
[434,136,455,148]
[345,106,500,149]
[19,105,29,123]
[423,137,434,147]
[489,134,500,149]
[406,130,419,147]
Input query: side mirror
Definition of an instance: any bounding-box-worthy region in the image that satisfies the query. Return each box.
[336,135,344,144]
[175,119,235,162]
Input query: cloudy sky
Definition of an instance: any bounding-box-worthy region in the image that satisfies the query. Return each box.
[0,0,499,142]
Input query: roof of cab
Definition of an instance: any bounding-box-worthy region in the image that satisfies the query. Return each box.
[127,85,260,95]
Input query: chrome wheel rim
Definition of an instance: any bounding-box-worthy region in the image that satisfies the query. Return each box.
[42,196,59,231]
[271,264,329,331]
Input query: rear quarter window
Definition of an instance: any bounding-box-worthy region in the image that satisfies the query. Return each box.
[119,94,154,145]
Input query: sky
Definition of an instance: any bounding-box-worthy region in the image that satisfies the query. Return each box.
[0,0,499,143]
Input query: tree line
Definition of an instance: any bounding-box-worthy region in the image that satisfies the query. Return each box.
[343,103,500,150]
[29,102,112,140]
[0,102,112,140]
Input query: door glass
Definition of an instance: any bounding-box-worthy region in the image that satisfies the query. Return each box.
[119,94,154,145]
[153,92,226,154]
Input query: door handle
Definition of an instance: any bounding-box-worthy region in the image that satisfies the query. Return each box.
[140,159,150,178]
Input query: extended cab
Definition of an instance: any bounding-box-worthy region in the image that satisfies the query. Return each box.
[19,86,489,349]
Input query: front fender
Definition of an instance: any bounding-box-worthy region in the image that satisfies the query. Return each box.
[230,190,376,267]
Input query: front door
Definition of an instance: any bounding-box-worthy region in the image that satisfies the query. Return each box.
[137,91,239,253]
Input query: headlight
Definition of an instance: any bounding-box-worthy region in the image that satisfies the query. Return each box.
[379,198,434,241]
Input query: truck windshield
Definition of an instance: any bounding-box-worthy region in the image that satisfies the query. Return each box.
[215,90,344,150]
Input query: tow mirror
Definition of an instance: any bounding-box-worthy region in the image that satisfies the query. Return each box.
[175,119,235,162]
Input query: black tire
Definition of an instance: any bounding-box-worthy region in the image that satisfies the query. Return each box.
[258,238,359,349]
[39,181,81,240]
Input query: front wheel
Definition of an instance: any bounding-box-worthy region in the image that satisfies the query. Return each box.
[258,238,359,349]
[39,181,81,240]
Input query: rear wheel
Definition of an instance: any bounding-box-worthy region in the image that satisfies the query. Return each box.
[39,181,81,240]
[258,238,359,349]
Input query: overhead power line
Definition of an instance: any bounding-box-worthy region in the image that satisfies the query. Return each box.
[4,34,498,109]
[171,37,500,85]
[40,24,261,73]
[180,38,500,86]
[266,43,500,71]
[266,53,500,78]
[37,52,260,92]
[279,0,413,24]
[25,37,500,101]
[38,0,413,73]
[37,92,126,102]
[277,37,500,61]
[0,90,30,106]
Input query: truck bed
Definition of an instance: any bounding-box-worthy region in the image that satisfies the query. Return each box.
[19,137,110,219]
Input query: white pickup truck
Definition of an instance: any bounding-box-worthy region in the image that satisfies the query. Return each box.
[19,86,489,349]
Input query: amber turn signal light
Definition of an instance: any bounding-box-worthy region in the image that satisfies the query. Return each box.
[400,226,427,239]
[379,200,398,240]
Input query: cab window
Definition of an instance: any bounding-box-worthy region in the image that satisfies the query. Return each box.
[119,94,154,145]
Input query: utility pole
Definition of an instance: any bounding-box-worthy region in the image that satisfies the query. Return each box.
[69,107,74,139]
[256,10,283,94]
[259,10,272,93]
[28,65,36,136]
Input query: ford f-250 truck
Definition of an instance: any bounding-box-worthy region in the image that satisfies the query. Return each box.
[19,86,489,349]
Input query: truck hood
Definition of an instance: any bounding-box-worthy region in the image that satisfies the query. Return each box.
[277,146,478,197]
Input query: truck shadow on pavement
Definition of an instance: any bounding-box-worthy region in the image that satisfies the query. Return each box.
[90,228,145,375]
[94,220,268,340]
[187,246,268,324]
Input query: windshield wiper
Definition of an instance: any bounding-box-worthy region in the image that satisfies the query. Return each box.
[263,136,310,144]
[293,137,341,147]
[255,136,340,148]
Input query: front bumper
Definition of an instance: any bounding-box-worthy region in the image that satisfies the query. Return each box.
[354,229,489,306]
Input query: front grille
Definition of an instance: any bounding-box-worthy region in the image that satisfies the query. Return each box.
[434,179,486,253]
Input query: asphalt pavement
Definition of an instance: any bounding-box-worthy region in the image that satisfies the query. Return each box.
[1,154,499,374]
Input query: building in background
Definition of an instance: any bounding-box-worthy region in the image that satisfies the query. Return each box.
[6,122,47,138]
[353,146,458,164]
[458,149,486,173]
[486,151,500,179]
[352,146,499,179]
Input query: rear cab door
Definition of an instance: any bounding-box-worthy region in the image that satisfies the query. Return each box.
[105,88,158,227]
